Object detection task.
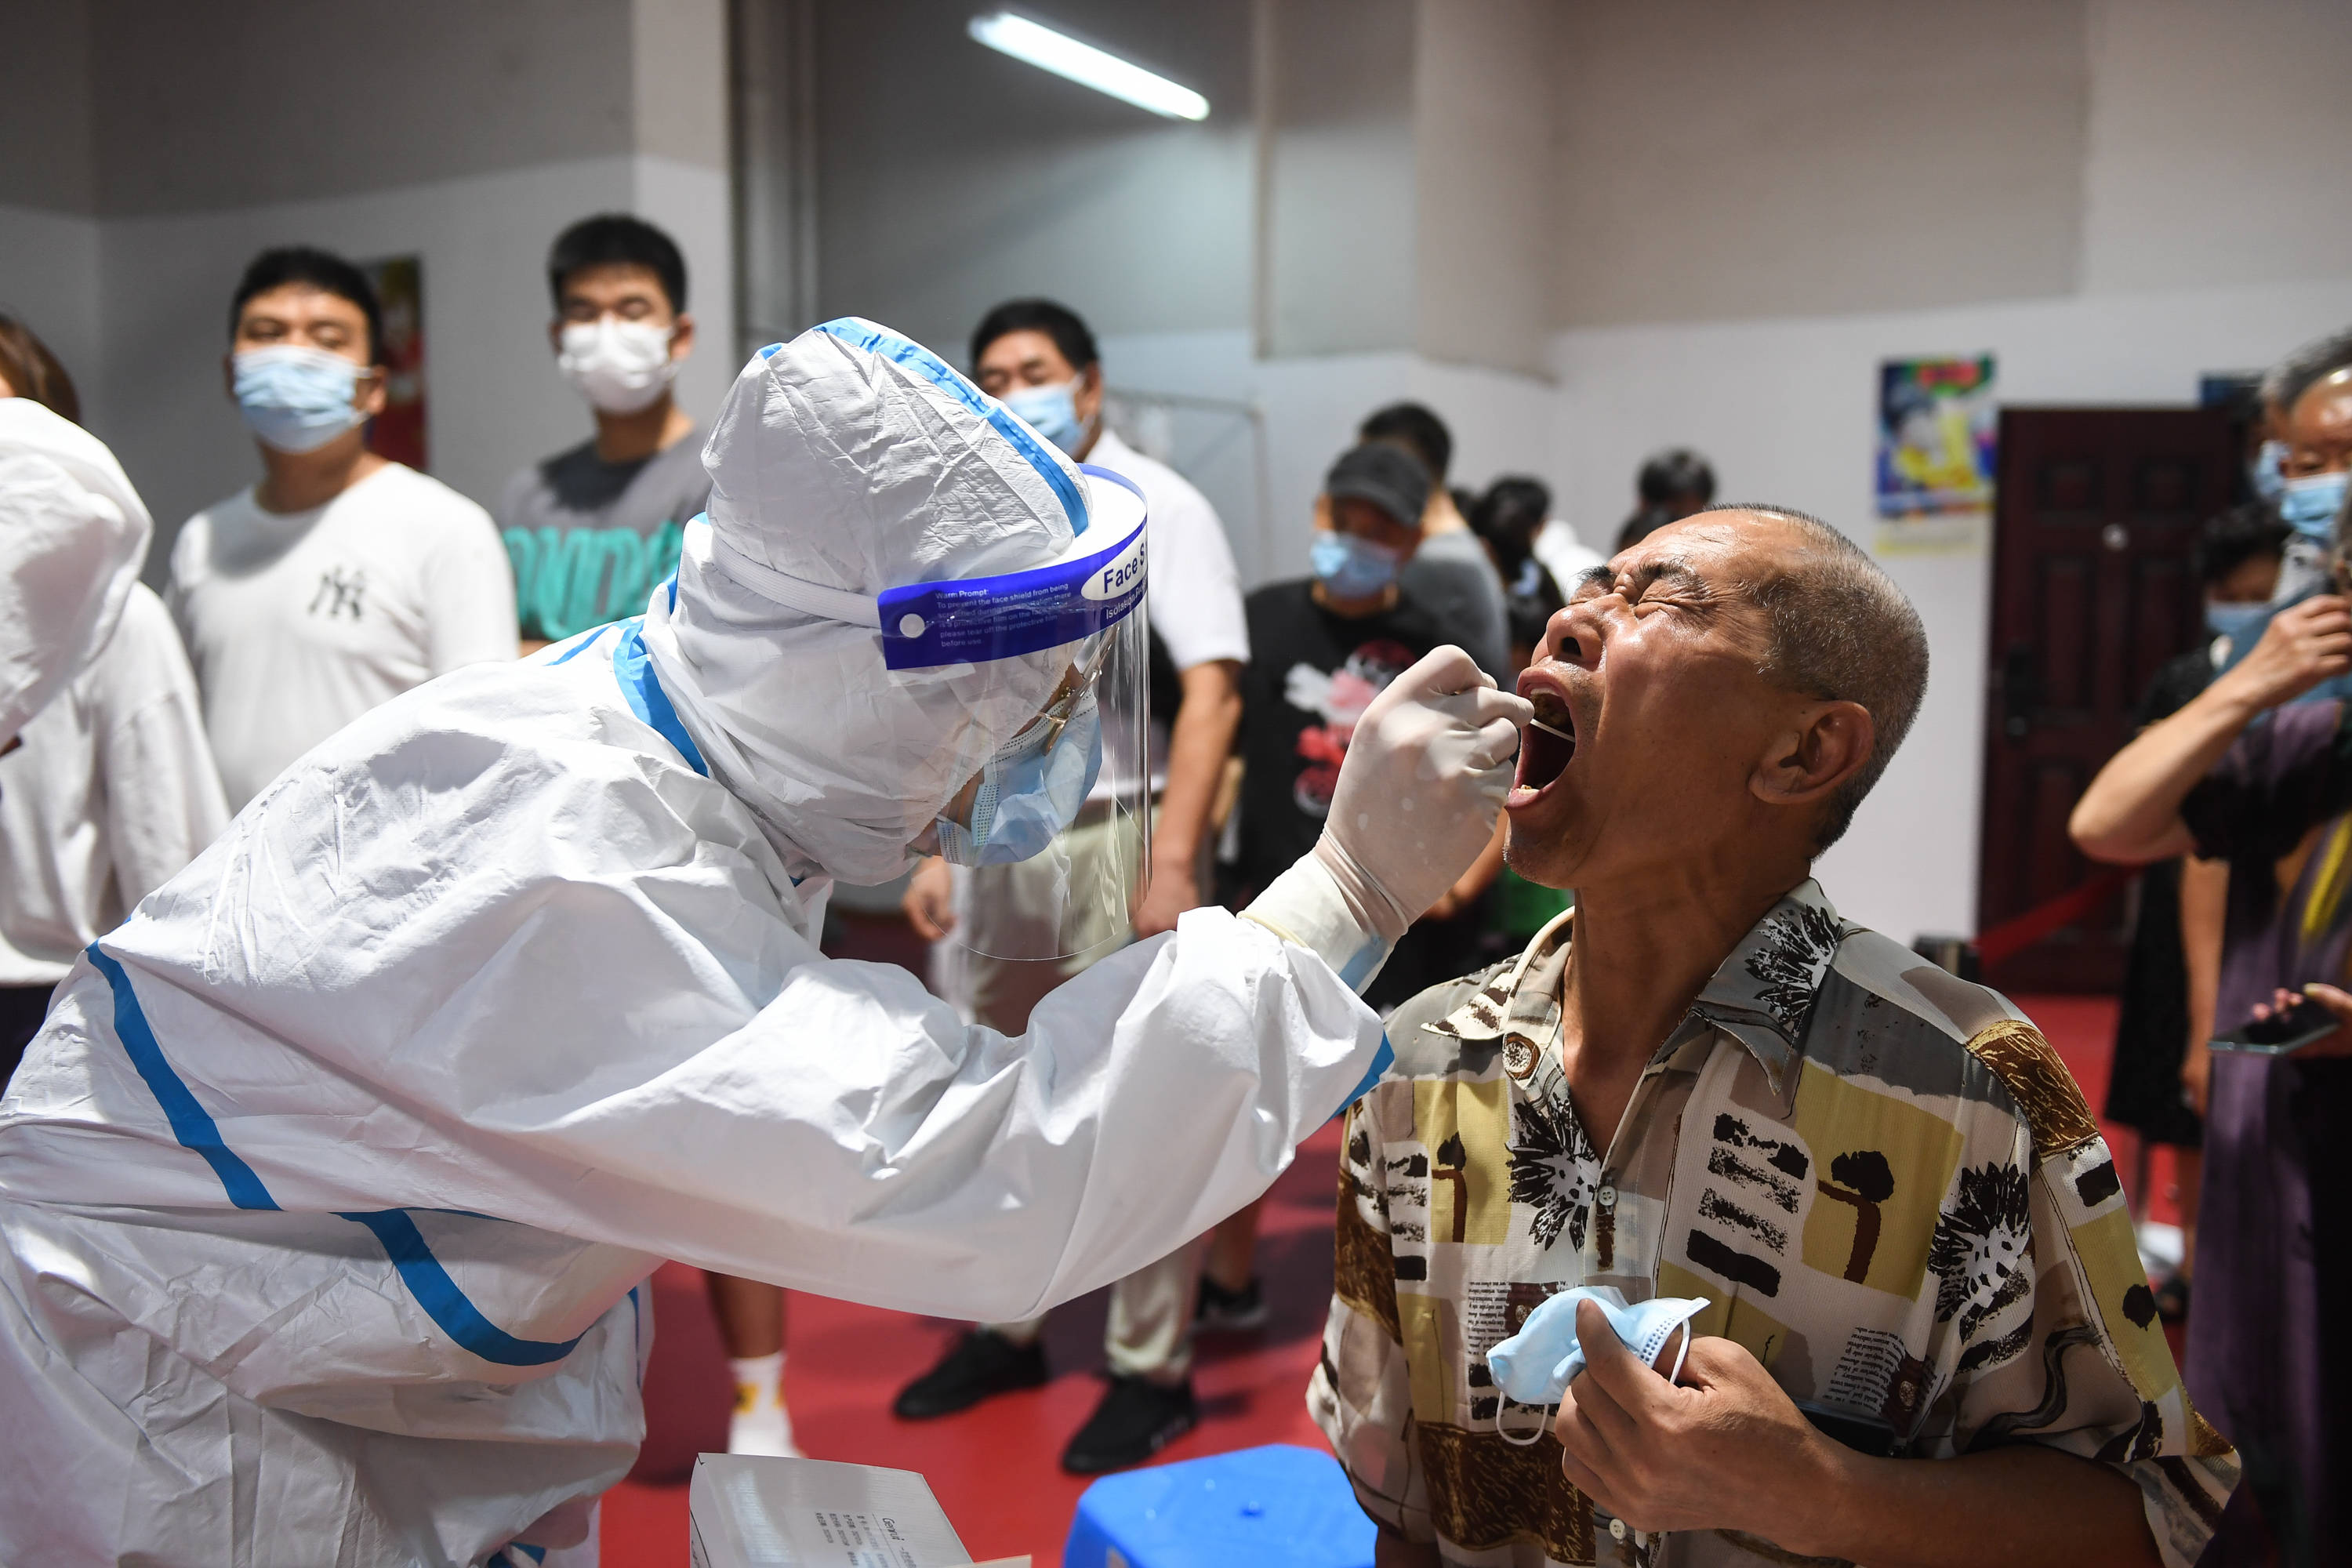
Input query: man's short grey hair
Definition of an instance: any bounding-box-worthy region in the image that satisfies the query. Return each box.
[2260,325,2352,416]
[1698,504,1930,852]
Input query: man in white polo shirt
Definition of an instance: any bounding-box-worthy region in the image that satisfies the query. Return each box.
[894,299,1251,1473]
[169,247,517,811]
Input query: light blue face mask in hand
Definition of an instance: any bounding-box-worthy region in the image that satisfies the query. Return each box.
[1485,1285,1711,1446]
[934,695,1103,866]
[1310,529,1403,599]
[232,345,368,455]
[1002,379,1089,457]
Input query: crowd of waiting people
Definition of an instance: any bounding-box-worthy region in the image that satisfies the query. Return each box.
[0,214,1714,1473]
[0,205,2344,1563]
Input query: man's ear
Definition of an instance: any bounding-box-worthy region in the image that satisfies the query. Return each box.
[1751,699,1874,810]
[670,312,697,361]
[356,364,390,420]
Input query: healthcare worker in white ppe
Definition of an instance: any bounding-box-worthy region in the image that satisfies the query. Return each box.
[0,319,1528,1567]
[0,397,152,750]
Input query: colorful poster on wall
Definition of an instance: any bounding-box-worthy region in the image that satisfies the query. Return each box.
[364,256,426,470]
[1875,354,1994,554]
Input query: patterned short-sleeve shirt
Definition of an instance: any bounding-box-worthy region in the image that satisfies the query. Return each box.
[1308,880,2237,1568]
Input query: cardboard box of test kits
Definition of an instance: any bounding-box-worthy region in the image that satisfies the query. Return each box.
[688,1454,1030,1568]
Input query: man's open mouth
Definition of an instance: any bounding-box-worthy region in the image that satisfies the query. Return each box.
[1513,688,1576,798]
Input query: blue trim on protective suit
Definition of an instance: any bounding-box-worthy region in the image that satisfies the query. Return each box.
[88,945,590,1370]
[812,318,1091,535]
[1335,1033,1395,1120]
[612,618,708,777]
[546,624,611,666]
[336,1210,587,1368]
[88,945,279,1211]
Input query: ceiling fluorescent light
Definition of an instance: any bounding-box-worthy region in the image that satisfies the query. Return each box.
[968,12,1209,122]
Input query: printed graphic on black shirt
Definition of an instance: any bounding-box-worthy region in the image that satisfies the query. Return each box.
[1281,638,1418,818]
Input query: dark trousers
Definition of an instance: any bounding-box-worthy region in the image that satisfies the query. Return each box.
[0,982,56,1093]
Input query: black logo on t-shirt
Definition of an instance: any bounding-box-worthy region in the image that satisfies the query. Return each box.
[310,566,368,621]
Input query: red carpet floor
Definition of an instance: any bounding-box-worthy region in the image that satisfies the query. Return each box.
[601,990,2166,1566]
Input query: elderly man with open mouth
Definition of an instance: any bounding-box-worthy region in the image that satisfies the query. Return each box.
[1310,506,2238,1568]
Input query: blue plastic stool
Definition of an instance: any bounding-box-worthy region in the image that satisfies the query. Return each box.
[1062,1443,1377,1568]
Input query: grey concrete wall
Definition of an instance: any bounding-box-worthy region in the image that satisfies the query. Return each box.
[1414,0,1555,376]
[1553,0,2089,327]
[810,0,1254,358]
[1260,0,1417,358]
[0,0,97,213]
[84,0,637,216]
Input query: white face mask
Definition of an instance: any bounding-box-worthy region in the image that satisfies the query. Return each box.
[557,318,680,414]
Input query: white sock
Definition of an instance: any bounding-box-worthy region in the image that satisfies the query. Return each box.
[728,1351,800,1457]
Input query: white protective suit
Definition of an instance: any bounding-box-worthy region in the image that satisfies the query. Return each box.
[0,323,1427,1567]
[0,398,153,746]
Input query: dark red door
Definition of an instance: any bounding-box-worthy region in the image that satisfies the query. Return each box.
[1978,407,2237,993]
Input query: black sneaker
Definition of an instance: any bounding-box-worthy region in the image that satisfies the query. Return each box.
[1060,1374,1197,1474]
[891,1329,1049,1420]
[1194,1273,1269,1334]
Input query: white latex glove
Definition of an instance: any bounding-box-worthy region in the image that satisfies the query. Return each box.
[1321,644,1530,937]
[1241,645,1527,993]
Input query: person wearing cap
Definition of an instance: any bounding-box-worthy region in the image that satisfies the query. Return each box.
[1230,442,1470,1012]
[0,320,1526,1566]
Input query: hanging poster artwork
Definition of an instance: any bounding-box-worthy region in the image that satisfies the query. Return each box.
[363,256,427,470]
[1875,354,1994,554]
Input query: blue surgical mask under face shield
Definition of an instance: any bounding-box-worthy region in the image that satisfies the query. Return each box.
[1311,529,1403,599]
[935,688,1104,866]
[1484,1285,1710,1446]
[232,345,369,455]
[1002,379,1090,457]
[2279,470,2349,540]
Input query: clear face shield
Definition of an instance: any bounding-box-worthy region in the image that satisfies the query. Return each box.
[896,466,1151,962]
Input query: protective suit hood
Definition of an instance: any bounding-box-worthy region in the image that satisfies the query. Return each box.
[643,319,1091,885]
[0,399,151,745]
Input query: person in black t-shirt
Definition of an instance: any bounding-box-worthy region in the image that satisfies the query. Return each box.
[1231,442,1493,1007]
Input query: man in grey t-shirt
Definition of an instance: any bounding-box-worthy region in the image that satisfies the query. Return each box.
[501,431,708,651]
[499,215,710,653]
[1357,402,1510,681]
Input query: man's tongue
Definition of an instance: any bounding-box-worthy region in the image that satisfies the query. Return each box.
[1517,695,1575,791]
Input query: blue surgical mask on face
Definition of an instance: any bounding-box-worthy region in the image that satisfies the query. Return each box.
[233,346,367,454]
[2251,439,2288,505]
[1310,529,1403,599]
[2279,470,2349,539]
[935,696,1103,866]
[2205,599,2270,645]
[1484,1285,1710,1444]
[1002,379,1088,457]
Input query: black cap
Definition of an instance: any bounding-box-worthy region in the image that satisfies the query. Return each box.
[1325,441,1431,530]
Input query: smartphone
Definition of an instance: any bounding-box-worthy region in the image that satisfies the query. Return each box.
[2211,996,2338,1055]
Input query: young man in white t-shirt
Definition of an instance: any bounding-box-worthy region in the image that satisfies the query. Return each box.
[895,299,1253,1474]
[169,247,517,811]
